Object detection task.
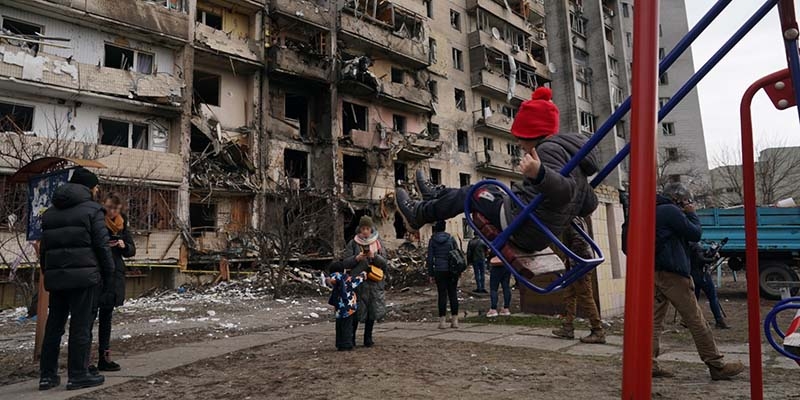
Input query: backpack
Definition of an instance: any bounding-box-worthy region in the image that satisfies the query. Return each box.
[447,239,468,275]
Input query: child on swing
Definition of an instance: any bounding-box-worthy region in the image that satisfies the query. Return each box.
[395,87,600,276]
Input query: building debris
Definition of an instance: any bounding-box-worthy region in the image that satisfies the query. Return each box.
[195,23,260,62]
[341,56,380,91]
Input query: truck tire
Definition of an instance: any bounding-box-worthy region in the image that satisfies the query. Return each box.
[759,262,800,300]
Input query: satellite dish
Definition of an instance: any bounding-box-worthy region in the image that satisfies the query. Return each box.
[548,63,557,73]
[491,27,501,40]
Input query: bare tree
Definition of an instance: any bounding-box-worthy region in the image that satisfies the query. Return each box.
[656,146,710,199]
[247,177,335,299]
[711,138,800,206]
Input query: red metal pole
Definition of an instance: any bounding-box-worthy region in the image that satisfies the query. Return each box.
[621,1,660,399]
[739,69,789,400]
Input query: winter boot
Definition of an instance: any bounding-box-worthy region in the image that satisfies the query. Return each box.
[38,376,60,391]
[450,314,459,329]
[652,366,675,378]
[66,374,105,391]
[552,324,575,340]
[98,350,121,372]
[709,361,745,381]
[715,318,731,329]
[363,320,375,347]
[415,169,445,200]
[395,188,425,231]
[580,329,607,344]
[438,316,448,329]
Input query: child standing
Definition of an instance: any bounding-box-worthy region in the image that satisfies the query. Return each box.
[327,261,367,351]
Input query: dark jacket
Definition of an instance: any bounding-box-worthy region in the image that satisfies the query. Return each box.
[655,195,702,277]
[505,133,600,252]
[688,242,715,273]
[342,237,387,322]
[466,237,487,264]
[426,232,458,275]
[105,216,136,307]
[39,183,115,292]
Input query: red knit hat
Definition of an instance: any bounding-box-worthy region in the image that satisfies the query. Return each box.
[510,87,559,140]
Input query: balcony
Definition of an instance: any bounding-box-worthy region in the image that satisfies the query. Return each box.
[96,146,184,183]
[475,150,522,177]
[394,133,442,160]
[339,11,429,68]
[268,47,330,83]
[0,43,183,112]
[466,0,532,35]
[474,112,513,136]
[270,0,332,29]
[468,32,549,82]
[195,23,262,65]
[471,69,533,104]
[11,0,190,42]
[380,81,433,113]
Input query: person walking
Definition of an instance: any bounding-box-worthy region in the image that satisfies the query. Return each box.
[342,216,387,347]
[467,236,488,294]
[552,216,606,343]
[689,242,730,329]
[91,193,136,372]
[651,183,743,380]
[486,257,512,317]
[426,221,461,329]
[38,168,115,391]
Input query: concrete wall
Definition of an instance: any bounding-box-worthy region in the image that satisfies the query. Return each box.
[195,67,253,129]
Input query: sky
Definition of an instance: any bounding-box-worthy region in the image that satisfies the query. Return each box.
[683,0,800,167]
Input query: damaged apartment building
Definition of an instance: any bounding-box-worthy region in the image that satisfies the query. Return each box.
[0,0,632,317]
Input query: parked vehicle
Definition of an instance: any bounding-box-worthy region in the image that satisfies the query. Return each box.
[697,207,800,300]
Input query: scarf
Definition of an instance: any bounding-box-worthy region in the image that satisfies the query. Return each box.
[106,214,125,235]
[354,230,381,254]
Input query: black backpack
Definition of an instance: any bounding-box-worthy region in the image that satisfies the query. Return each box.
[447,239,468,275]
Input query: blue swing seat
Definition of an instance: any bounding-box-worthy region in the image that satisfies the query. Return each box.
[764,296,800,363]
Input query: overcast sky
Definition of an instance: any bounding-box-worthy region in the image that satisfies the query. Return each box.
[684,1,800,167]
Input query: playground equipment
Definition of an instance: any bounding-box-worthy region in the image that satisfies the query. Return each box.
[464,0,800,398]
[764,282,800,366]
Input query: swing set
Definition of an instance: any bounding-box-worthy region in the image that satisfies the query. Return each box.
[464,0,800,398]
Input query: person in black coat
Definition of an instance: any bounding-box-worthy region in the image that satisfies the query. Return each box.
[426,221,461,329]
[91,193,136,372]
[39,167,115,391]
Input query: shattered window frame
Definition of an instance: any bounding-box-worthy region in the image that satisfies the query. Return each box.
[449,9,461,31]
[392,114,407,133]
[343,155,369,184]
[454,88,466,112]
[579,111,596,133]
[0,101,34,133]
[457,130,469,153]
[103,184,178,232]
[193,70,222,107]
[104,43,155,74]
[99,118,150,150]
[428,38,437,64]
[429,168,442,185]
[145,0,186,12]
[428,80,439,102]
[483,137,494,152]
[0,175,28,232]
[342,101,368,136]
[459,173,471,188]
[1,16,44,53]
[196,6,223,30]
[451,47,464,71]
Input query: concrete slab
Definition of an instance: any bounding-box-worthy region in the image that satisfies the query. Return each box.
[429,331,506,343]
[461,324,533,335]
[566,343,623,357]
[487,334,576,351]
[376,328,445,339]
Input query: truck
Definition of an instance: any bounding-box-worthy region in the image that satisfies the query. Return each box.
[696,207,800,300]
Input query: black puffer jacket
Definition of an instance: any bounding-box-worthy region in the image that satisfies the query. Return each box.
[505,133,600,252]
[105,216,136,307]
[426,232,457,275]
[39,183,115,292]
[655,195,702,277]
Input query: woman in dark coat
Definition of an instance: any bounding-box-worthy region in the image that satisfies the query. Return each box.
[95,194,136,371]
[426,220,461,329]
[342,216,387,347]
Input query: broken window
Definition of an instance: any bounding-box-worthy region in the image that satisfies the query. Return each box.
[194,70,221,107]
[284,149,310,187]
[501,105,514,118]
[454,88,466,111]
[197,8,223,30]
[462,217,473,238]
[666,147,679,161]
[190,203,217,234]
[457,130,469,153]
[393,10,424,41]
[579,111,596,133]
[459,173,471,187]
[661,122,676,136]
[450,10,461,31]
[480,98,491,116]
[425,0,433,18]
[2,17,43,53]
[103,184,178,231]
[507,143,521,158]
[391,67,404,84]
[608,56,620,76]
[343,155,368,184]
[452,48,463,71]
[427,123,440,139]
[394,162,407,184]
[659,72,669,85]
[483,137,494,151]
[430,168,442,185]
[394,211,407,239]
[392,114,407,133]
[99,118,149,149]
[0,101,34,132]
[429,38,437,64]
[428,80,439,102]
[104,44,154,74]
[285,94,310,139]
[145,0,185,12]
[342,102,367,136]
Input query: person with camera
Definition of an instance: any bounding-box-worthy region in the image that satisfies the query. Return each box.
[342,216,387,347]
[689,242,730,329]
[426,221,462,329]
[651,183,743,380]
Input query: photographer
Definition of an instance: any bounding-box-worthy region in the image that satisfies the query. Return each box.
[689,242,729,329]
[651,183,743,380]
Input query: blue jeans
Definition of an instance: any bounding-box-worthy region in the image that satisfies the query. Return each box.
[472,259,486,291]
[691,269,723,322]
[490,266,511,309]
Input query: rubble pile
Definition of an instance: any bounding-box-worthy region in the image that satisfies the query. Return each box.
[202,266,328,299]
[385,246,428,288]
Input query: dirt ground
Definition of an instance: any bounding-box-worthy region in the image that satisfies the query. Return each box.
[75,335,799,400]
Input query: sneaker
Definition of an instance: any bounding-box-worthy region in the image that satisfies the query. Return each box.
[652,366,675,378]
[499,308,511,316]
[394,188,423,231]
[579,329,607,344]
[39,376,60,391]
[450,315,459,329]
[715,319,731,329]
[709,361,745,381]
[486,309,499,318]
[415,169,445,200]
[438,316,448,329]
[66,374,105,391]
[552,326,575,340]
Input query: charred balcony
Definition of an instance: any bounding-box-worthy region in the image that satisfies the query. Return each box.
[475,150,522,178]
[269,0,332,30]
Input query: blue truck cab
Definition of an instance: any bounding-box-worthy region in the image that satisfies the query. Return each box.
[697,207,800,299]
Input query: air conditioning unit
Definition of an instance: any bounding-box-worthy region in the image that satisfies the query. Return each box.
[511,44,521,53]
[537,31,546,41]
